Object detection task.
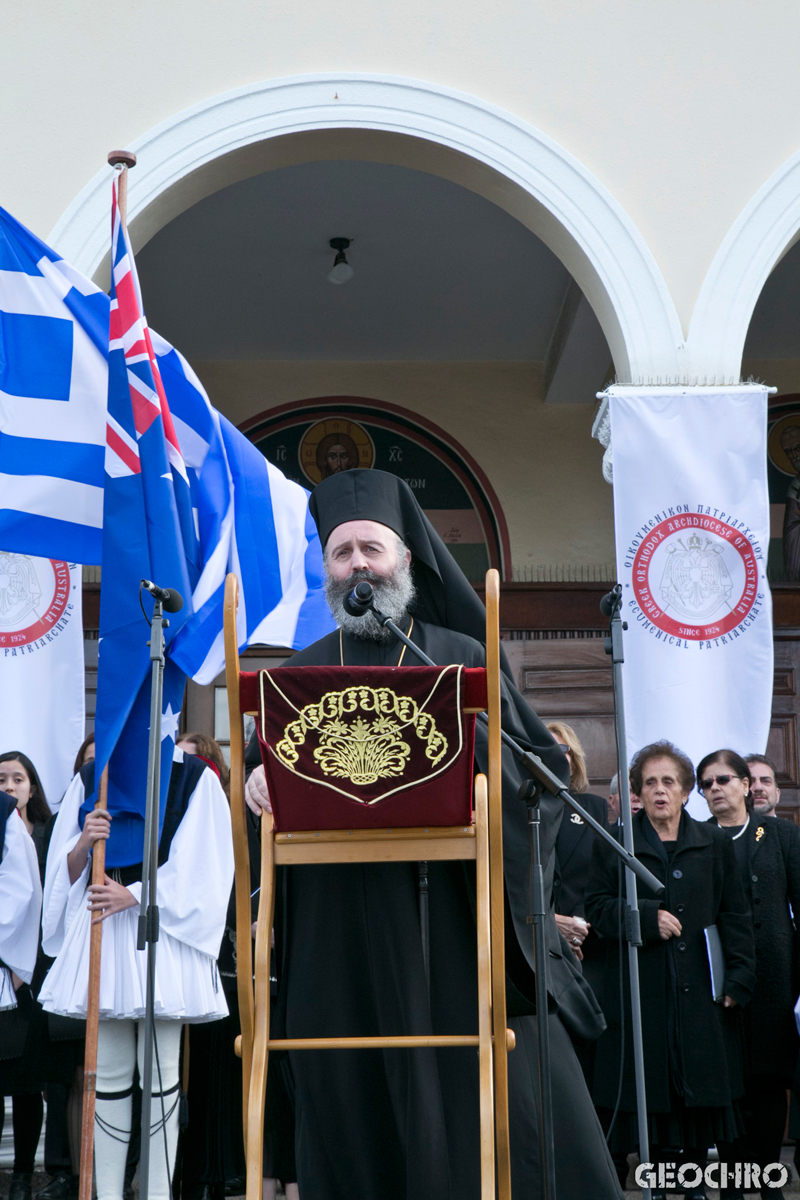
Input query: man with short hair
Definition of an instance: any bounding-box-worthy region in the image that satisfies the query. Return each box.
[606,773,642,824]
[745,754,781,817]
[244,469,622,1200]
[607,773,619,823]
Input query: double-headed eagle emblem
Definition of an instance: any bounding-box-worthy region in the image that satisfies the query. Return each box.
[0,553,42,627]
[659,534,733,623]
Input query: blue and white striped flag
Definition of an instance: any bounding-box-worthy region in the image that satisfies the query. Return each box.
[0,206,335,678]
[0,207,107,563]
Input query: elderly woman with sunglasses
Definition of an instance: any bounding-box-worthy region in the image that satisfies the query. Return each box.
[700,748,800,1196]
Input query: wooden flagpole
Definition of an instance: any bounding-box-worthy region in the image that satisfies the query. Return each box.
[77,148,138,1200]
[77,763,109,1200]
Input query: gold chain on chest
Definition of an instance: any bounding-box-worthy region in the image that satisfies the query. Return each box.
[339,619,414,667]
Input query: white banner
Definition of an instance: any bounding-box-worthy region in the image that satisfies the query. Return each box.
[608,386,773,818]
[0,555,85,808]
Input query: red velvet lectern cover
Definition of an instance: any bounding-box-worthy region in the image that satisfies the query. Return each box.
[256,664,476,831]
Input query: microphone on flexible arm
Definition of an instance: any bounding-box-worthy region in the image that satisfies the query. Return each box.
[343,579,376,617]
[338,574,663,895]
[600,583,623,617]
[141,579,184,613]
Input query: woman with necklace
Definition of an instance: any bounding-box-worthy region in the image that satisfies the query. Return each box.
[700,748,800,1199]
[585,740,756,1200]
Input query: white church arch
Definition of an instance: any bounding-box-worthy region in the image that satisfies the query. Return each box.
[49,72,685,384]
[688,146,800,383]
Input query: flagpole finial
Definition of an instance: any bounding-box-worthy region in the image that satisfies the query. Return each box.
[108,152,137,227]
[108,150,137,169]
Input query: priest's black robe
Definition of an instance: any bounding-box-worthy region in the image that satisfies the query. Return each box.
[246,618,622,1200]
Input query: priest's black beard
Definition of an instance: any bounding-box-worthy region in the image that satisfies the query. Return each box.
[325,562,416,641]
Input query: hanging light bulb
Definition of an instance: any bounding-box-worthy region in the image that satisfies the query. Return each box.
[327,237,354,284]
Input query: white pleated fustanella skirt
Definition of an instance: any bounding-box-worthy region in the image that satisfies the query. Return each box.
[39,895,228,1023]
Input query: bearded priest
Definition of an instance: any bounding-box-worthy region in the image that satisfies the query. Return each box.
[244,469,622,1200]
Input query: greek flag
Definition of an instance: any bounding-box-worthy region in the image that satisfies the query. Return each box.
[0,207,108,563]
[0,205,334,680]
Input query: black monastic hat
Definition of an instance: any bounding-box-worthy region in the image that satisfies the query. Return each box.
[309,469,489,643]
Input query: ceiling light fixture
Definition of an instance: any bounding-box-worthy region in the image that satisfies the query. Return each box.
[328,237,354,284]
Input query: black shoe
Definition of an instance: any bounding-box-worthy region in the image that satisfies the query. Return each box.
[10,1174,33,1200]
[35,1174,74,1200]
[224,1180,246,1198]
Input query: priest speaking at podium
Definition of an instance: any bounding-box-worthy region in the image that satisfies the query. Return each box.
[245,470,622,1200]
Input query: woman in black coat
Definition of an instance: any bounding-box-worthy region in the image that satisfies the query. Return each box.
[546,721,608,968]
[699,747,800,1181]
[585,740,756,1200]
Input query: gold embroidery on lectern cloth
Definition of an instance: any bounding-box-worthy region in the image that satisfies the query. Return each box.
[275,686,447,784]
[258,664,464,804]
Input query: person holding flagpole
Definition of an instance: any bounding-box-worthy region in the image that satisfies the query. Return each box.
[0,164,335,1200]
[38,747,234,1200]
[38,165,234,1200]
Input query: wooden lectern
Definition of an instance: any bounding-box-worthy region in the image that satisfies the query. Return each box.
[224,569,513,1200]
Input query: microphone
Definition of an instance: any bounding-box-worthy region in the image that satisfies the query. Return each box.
[599,584,622,618]
[141,579,184,613]
[343,580,375,617]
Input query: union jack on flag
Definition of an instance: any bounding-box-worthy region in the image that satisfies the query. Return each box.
[106,185,185,484]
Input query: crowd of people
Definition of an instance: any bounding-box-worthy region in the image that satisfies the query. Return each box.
[4,724,796,1200]
[552,725,800,1200]
[2,467,800,1200]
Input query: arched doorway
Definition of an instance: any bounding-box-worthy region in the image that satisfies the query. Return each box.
[241,397,511,582]
[50,73,683,384]
[734,168,800,820]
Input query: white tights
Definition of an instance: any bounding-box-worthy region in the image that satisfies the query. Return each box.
[95,1019,183,1200]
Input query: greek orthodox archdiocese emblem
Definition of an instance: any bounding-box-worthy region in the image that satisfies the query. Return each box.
[630,510,759,641]
[259,665,465,805]
[0,553,42,626]
[659,534,733,623]
[0,556,73,650]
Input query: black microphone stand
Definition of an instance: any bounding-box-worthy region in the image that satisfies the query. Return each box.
[345,586,663,894]
[602,584,652,1200]
[346,584,663,1200]
[137,580,182,1200]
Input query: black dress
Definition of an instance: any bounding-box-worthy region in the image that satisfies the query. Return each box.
[248,618,623,1200]
[0,819,47,1097]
